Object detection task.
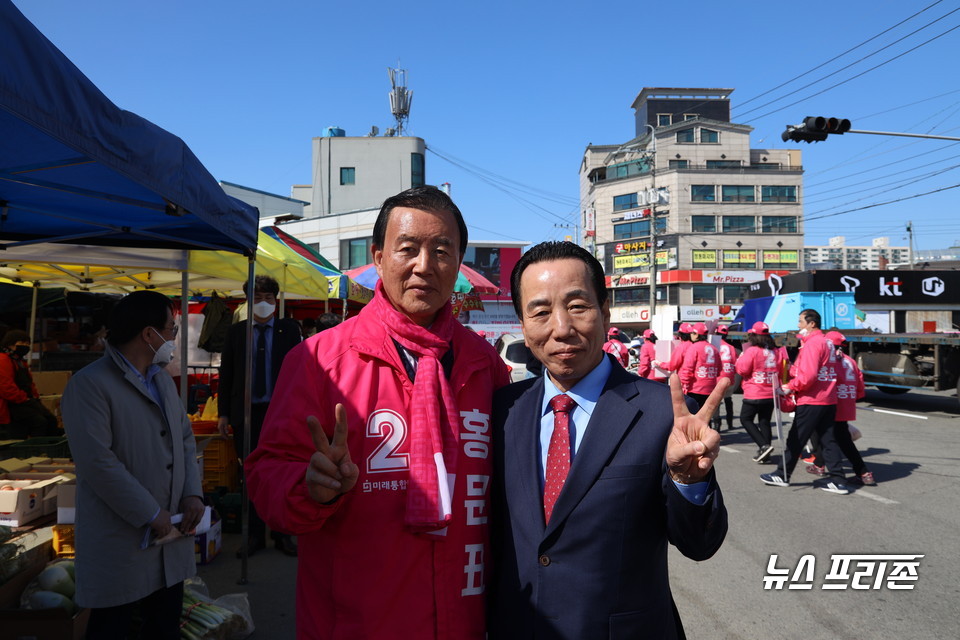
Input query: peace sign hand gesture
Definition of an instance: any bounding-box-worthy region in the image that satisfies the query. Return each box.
[305,403,360,504]
[665,374,730,484]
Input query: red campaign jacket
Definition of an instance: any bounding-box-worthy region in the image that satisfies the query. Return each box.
[245,304,509,640]
[718,339,739,382]
[0,352,37,424]
[637,341,657,379]
[736,346,789,400]
[834,352,865,422]
[601,339,629,368]
[787,330,838,406]
[679,340,720,395]
[660,340,689,374]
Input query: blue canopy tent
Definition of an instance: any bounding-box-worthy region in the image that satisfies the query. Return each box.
[1,0,264,573]
[0,0,257,253]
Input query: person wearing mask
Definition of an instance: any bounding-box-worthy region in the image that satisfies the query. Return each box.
[713,325,739,431]
[218,275,302,557]
[62,291,204,639]
[806,331,875,486]
[489,241,728,639]
[0,329,59,438]
[680,322,720,411]
[245,186,510,639]
[637,329,660,380]
[601,326,630,368]
[761,309,847,494]
[735,322,788,463]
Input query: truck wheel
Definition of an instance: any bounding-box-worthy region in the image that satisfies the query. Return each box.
[876,386,909,395]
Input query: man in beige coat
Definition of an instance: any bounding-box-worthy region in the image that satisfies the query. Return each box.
[63,291,204,639]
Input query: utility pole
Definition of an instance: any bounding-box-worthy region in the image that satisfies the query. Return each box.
[907,221,915,270]
[645,123,658,320]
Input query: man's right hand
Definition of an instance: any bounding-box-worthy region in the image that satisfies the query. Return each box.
[305,403,359,504]
[217,416,230,438]
[149,508,173,538]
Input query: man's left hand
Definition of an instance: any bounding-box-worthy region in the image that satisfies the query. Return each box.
[178,496,205,534]
[665,374,730,484]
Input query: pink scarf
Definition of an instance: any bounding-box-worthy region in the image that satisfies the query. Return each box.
[370,283,460,532]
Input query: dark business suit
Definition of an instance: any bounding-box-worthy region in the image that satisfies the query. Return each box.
[218,316,301,544]
[489,357,728,640]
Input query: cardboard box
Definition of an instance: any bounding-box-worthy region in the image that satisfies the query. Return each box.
[38,395,63,428]
[0,474,73,524]
[194,515,222,565]
[0,459,30,474]
[31,371,72,397]
[56,481,76,524]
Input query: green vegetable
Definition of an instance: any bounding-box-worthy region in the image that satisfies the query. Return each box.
[50,559,75,581]
[37,564,76,599]
[28,590,75,614]
[0,525,13,544]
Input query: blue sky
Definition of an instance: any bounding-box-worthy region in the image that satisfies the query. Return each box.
[15,0,960,253]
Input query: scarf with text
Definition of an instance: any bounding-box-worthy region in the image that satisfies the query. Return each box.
[371,283,460,532]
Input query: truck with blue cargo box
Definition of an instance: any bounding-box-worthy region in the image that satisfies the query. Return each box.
[732,270,960,404]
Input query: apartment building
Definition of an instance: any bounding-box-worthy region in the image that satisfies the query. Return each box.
[804,236,911,270]
[580,88,805,327]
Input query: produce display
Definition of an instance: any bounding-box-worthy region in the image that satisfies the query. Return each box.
[180,589,247,640]
[20,559,77,613]
[189,394,219,422]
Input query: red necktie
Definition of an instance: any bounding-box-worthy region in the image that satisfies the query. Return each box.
[544,394,576,524]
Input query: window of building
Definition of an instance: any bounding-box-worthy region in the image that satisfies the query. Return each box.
[692,215,716,232]
[613,193,639,211]
[339,167,356,185]
[339,237,372,270]
[683,114,698,120]
[614,287,650,305]
[677,128,695,143]
[411,153,425,188]
[614,220,647,240]
[722,185,755,202]
[692,249,717,266]
[761,185,797,202]
[761,216,798,233]
[753,163,781,170]
[657,114,672,126]
[722,216,756,233]
[691,185,716,202]
[700,128,719,143]
[722,249,757,268]
[706,160,740,169]
[762,250,799,269]
[722,284,750,304]
[669,159,688,169]
[692,285,717,304]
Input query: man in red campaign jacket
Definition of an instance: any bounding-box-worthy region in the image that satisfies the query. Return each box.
[680,322,720,410]
[246,187,510,640]
[602,327,630,368]
[760,309,848,494]
[653,322,693,378]
[714,325,739,431]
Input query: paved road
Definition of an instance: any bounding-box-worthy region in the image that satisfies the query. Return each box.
[670,388,960,639]
[196,388,959,638]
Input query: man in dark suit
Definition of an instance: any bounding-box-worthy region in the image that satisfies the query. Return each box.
[217,275,301,556]
[489,241,728,640]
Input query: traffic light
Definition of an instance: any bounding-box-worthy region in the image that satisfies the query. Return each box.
[781,116,852,143]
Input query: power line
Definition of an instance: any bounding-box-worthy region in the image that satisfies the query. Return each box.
[803,182,960,223]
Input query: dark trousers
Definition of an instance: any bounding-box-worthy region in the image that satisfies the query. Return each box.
[723,396,735,428]
[812,421,869,476]
[7,399,59,438]
[86,582,184,640]
[778,404,842,480]
[233,402,284,545]
[741,398,774,448]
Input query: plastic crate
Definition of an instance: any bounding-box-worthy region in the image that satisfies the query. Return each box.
[53,524,76,557]
[200,438,239,493]
[10,436,70,459]
[191,420,219,435]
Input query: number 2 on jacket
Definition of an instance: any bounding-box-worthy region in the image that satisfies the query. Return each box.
[366,409,410,473]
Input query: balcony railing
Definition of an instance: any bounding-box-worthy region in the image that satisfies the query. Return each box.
[589,163,803,186]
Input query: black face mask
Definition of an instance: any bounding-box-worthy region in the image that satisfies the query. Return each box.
[13,345,30,358]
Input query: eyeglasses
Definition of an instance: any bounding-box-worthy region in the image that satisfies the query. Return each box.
[160,324,179,337]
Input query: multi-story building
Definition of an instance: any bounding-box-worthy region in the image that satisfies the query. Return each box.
[804,236,911,270]
[580,87,805,328]
[282,128,427,269]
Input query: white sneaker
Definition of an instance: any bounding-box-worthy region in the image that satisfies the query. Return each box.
[815,479,850,495]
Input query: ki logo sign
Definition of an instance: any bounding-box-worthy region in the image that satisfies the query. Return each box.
[879,277,903,297]
[921,277,945,297]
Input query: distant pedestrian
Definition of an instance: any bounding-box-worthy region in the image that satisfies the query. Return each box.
[602,326,630,368]
[637,329,659,380]
[714,324,739,430]
[681,322,720,415]
[653,322,693,377]
[735,322,788,463]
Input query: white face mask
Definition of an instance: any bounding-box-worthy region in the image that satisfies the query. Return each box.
[150,328,176,366]
[797,328,808,337]
[252,301,276,318]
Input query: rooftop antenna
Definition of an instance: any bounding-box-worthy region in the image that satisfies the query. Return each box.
[388,63,412,136]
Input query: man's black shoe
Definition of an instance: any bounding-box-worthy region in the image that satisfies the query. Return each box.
[236,538,266,558]
[275,536,298,557]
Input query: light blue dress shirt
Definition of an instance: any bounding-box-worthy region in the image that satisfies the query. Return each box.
[539,355,709,505]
